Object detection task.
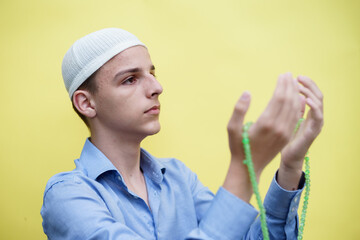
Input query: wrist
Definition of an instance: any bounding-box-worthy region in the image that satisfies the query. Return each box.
[278,163,304,191]
[230,155,264,176]
[223,157,253,202]
[229,157,250,180]
[280,157,304,172]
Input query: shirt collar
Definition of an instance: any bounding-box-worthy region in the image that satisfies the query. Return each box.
[76,139,166,183]
[76,139,117,180]
[140,148,166,184]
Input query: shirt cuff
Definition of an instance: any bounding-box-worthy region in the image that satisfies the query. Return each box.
[264,171,305,223]
[199,187,259,240]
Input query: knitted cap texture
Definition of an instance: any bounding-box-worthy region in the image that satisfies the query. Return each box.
[62,28,146,99]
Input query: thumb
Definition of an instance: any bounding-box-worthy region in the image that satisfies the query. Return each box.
[229,91,251,127]
[227,91,252,157]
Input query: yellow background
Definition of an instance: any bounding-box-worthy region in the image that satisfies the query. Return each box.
[1,0,359,239]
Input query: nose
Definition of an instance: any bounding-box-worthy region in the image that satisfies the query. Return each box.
[145,74,163,98]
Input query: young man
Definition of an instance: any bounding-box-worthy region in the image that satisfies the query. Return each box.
[41,28,323,239]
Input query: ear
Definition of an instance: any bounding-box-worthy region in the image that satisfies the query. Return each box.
[72,90,96,119]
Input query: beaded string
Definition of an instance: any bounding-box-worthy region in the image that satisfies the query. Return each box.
[242,118,310,240]
[242,122,269,239]
[296,118,310,240]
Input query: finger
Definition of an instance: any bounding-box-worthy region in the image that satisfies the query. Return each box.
[281,75,302,140]
[264,73,288,119]
[277,73,299,128]
[299,85,322,107]
[283,73,299,118]
[290,95,306,139]
[297,76,323,101]
[305,97,323,122]
[228,91,251,129]
[285,73,295,98]
[274,73,288,96]
[299,94,306,119]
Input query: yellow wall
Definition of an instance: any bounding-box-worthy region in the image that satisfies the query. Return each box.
[1,0,359,239]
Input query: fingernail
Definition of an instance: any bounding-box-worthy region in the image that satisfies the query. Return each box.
[286,72,293,78]
[241,91,251,100]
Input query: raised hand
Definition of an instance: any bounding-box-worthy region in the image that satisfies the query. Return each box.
[278,76,324,190]
[246,73,301,175]
[224,73,302,201]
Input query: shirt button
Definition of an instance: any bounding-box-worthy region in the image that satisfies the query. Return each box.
[291,207,296,212]
[294,196,298,203]
[154,191,157,196]
[117,176,121,181]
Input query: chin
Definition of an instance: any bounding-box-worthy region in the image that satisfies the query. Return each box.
[138,119,161,137]
[147,124,161,136]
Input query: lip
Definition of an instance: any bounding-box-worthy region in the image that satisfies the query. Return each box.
[144,105,160,114]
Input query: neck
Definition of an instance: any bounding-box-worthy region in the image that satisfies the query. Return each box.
[89,124,151,207]
[90,127,144,179]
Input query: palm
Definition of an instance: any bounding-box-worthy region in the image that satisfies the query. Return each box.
[281,106,323,166]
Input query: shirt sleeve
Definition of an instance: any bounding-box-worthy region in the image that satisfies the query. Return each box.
[41,176,146,240]
[177,159,258,240]
[244,171,305,240]
[185,166,305,240]
[186,187,259,240]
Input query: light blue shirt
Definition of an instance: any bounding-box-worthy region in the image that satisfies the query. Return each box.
[41,139,304,239]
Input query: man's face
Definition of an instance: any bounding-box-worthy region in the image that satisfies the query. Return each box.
[90,46,163,139]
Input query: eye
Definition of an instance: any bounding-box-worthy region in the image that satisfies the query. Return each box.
[122,76,137,85]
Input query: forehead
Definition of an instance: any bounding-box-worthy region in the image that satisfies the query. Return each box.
[100,45,151,72]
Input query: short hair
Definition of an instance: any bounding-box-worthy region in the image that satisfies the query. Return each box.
[72,70,98,128]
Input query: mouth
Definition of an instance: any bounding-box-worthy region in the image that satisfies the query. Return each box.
[144,105,160,114]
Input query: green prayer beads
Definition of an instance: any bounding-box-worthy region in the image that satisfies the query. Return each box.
[242,119,310,240]
[298,151,310,240]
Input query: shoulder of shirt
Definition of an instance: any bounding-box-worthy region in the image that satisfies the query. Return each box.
[43,170,87,198]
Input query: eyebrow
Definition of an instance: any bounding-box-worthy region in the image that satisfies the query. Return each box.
[113,65,155,80]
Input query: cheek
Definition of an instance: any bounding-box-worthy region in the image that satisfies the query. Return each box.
[93,84,146,127]
[97,93,140,122]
